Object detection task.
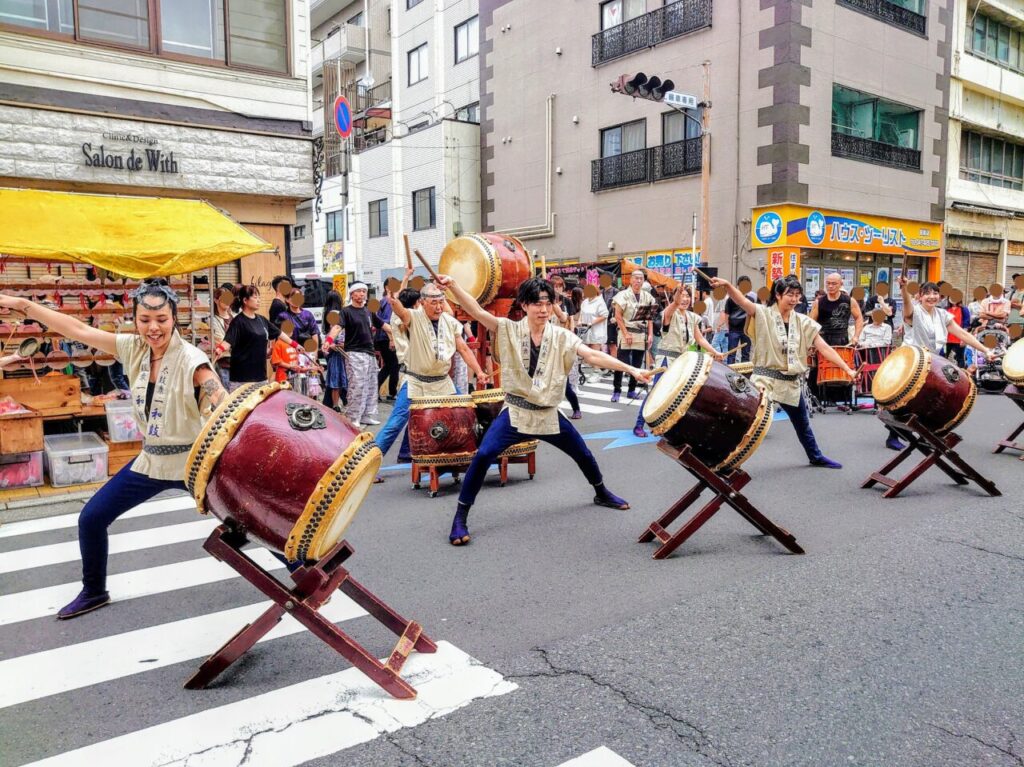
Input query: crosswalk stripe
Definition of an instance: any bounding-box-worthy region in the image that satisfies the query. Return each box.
[558,401,618,415]
[0,495,196,539]
[0,519,219,575]
[0,596,368,709]
[573,389,645,407]
[21,641,516,767]
[0,548,284,628]
[557,746,637,766]
[579,382,646,405]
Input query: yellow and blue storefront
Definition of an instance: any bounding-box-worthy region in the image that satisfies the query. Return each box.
[751,204,943,295]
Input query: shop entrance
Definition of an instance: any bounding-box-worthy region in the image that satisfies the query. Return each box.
[800,251,926,298]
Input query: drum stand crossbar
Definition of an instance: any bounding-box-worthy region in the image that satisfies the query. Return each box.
[862,412,1001,499]
[638,442,805,559]
[185,525,437,699]
[993,386,1024,460]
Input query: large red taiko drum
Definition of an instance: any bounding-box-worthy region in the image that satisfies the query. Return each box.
[438,232,533,307]
[186,382,381,562]
[872,345,976,433]
[408,394,478,465]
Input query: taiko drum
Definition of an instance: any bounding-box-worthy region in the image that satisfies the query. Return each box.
[408,394,478,465]
[186,383,381,562]
[872,345,976,433]
[437,232,533,307]
[642,352,774,472]
[1004,337,1024,386]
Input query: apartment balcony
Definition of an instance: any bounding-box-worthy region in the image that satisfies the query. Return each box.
[836,0,926,37]
[831,131,921,171]
[591,138,702,192]
[591,0,712,67]
[310,0,350,28]
[311,24,366,77]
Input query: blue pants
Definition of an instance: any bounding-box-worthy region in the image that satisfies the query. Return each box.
[635,356,669,431]
[712,331,728,354]
[458,409,603,507]
[777,394,825,462]
[374,382,411,458]
[78,462,186,593]
[727,331,750,364]
[564,380,580,412]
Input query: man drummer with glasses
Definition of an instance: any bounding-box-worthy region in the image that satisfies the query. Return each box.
[436,273,655,546]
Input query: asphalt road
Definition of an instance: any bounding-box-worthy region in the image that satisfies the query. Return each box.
[2,379,1022,766]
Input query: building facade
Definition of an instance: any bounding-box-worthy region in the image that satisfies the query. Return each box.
[304,0,482,285]
[944,0,1024,289]
[481,0,952,294]
[0,0,313,302]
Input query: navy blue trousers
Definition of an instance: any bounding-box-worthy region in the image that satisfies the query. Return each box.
[458,409,602,507]
[78,462,186,593]
[777,393,826,462]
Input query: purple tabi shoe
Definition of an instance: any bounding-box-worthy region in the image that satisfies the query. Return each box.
[809,456,843,469]
[632,425,648,438]
[593,483,630,510]
[449,503,471,546]
[57,589,110,620]
[610,392,621,403]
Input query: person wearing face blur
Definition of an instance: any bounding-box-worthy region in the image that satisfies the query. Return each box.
[811,272,864,348]
[632,284,724,438]
[900,277,997,364]
[711,274,854,469]
[437,274,655,546]
[0,279,228,619]
[216,285,298,392]
[324,282,385,428]
[978,283,1010,329]
[268,275,292,326]
[611,270,656,402]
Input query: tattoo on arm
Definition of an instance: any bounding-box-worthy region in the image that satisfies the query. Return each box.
[199,377,226,416]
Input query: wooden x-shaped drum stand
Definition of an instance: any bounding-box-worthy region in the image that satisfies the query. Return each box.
[993,385,1024,460]
[862,412,1001,499]
[638,441,804,559]
[185,524,436,699]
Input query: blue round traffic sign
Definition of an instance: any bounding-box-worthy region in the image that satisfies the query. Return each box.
[333,96,352,139]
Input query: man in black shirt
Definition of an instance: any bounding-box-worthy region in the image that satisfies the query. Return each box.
[811,272,863,346]
[268,275,291,328]
[719,275,756,363]
[325,282,385,427]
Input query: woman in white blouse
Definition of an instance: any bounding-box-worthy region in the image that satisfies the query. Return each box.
[579,285,610,349]
[900,277,994,362]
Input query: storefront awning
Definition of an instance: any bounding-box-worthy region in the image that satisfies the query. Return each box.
[0,188,273,278]
[620,260,680,291]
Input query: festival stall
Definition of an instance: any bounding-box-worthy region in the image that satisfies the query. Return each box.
[0,188,271,498]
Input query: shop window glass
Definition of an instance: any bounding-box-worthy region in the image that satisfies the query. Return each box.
[0,0,73,33]
[601,119,645,157]
[78,0,150,48]
[161,0,225,60]
[832,84,921,149]
[228,0,287,72]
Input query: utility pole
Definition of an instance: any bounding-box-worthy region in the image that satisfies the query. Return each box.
[700,60,711,269]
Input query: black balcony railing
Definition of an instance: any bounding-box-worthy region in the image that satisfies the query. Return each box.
[591,138,702,192]
[592,0,712,67]
[831,131,921,171]
[836,0,927,36]
[356,79,392,113]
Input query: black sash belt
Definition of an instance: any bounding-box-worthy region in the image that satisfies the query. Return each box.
[505,393,553,411]
[752,366,799,382]
[144,444,192,456]
[399,365,449,383]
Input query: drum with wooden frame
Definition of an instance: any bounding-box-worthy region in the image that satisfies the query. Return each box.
[817,345,856,385]
[408,394,478,465]
[438,233,532,307]
[858,346,890,394]
[186,382,382,563]
[872,345,976,433]
[1004,337,1024,386]
[642,351,773,472]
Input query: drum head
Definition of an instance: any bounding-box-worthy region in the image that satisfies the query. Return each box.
[308,444,381,560]
[642,351,709,428]
[471,387,504,404]
[17,337,39,357]
[872,345,922,404]
[438,234,500,304]
[1004,337,1024,383]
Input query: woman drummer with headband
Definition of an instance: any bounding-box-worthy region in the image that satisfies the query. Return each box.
[0,279,229,619]
[710,274,852,469]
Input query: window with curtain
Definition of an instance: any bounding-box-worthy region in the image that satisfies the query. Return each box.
[0,0,74,33]
[600,0,645,30]
[662,108,702,143]
[960,130,1024,190]
[601,120,646,157]
[412,188,436,231]
[160,0,225,60]
[369,199,389,238]
[967,11,1023,74]
[454,15,478,63]
[408,42,428,85]
[77,0,150,48]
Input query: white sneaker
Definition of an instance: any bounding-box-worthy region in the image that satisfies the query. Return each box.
[362,417,381,425]
[349,419,362,428]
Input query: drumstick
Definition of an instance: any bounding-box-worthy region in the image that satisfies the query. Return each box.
[723,341,747,357]
[413,249,442,283]
[648,366,668,377]
[403,234,413,269]
[692,266,715,284]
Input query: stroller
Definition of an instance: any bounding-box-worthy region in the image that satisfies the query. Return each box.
[972,324,1010,393]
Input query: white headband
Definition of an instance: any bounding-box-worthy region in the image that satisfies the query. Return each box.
[350,282,368,293]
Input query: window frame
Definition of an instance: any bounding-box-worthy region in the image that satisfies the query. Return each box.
[661,108,702,143]
[454,14,478,64]
[599,118,647,158]
[831,83,922,150]
[966,10,1024,75]
[407,41,428,86]
[325,210,343,242]
[412,187,436,231]
[406,0,423,9]
[369,198,389,239]
[959,129,1024,191]
[0,0,293,77]
[293,223,306,240]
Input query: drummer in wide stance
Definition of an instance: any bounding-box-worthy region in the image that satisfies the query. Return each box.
[436,274,655,545]
[711,274,855,469]
[0,280,230,618]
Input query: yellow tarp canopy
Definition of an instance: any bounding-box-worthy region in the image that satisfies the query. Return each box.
[0,188,273,278]
[620,260,680,291]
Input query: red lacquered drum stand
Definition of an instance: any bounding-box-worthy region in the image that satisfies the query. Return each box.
[637,442,804,559]
[184,524,437,699]
[993,385,1024,459]
[862,412,1001,499]
[411,460,471,497]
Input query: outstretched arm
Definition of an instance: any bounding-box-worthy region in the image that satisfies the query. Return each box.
[577,344,653,384]
[948,322,997,360]
[434,275,499,333]
[0,295,116,355]
[694,325,724,360]
[709,278,756,316]
[899,276,914,324]
[813,335,856,378]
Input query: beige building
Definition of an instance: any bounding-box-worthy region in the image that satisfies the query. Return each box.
[944,0,1024,291]
[481,0,952,292]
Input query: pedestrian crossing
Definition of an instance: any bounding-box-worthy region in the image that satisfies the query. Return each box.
[0,494,516,766]
[559,376,649,417]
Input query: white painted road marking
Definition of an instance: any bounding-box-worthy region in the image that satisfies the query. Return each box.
[0,548,284,627]
[22,641,517,767]
[559,400,619,415]
[0,495,197,539]
[557,746,637,766]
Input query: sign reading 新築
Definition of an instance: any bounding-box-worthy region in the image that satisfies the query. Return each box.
[751,204,942,256]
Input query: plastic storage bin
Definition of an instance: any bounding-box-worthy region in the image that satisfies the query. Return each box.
[44,433,109,487]
[0,451,44,489]
[104,399,144,443]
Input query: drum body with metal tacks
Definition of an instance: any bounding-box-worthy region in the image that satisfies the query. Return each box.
[817,346,856,385]
[858,346,890,394]
[872,345,976,433]
[642,351,774,472]
[408,394,478,465]
[186,383,382,563]
[1004,337,1024,386]
[471,387,505,438]
[438,232,532,307]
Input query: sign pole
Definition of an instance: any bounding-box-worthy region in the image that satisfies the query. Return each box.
[700,60,711,278]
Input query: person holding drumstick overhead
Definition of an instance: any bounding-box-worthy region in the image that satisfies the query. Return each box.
[899,276,997,362]
[0,279,228,619]
[710,274,853,469]
[436,273,655,546]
